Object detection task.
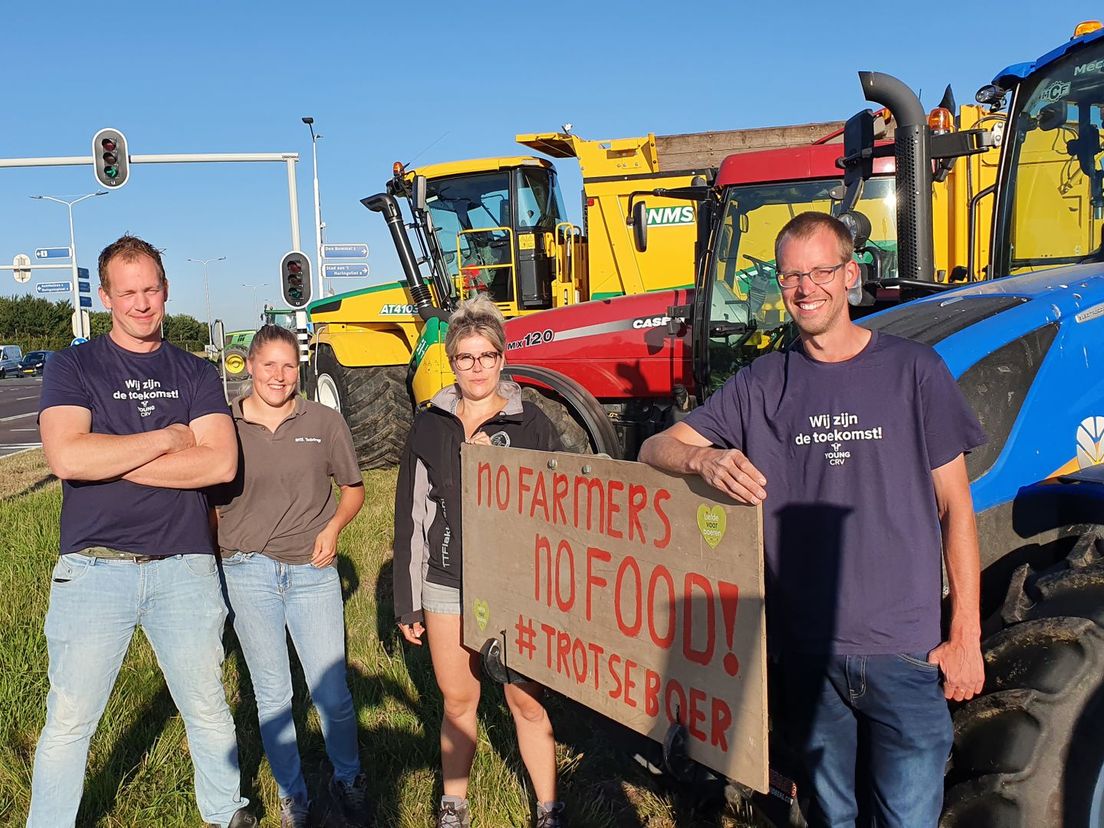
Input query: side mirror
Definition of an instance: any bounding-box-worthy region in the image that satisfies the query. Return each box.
[413,175,428,212]
[842,109,876,187]
[213,319,225,348]
[632,201,648,252]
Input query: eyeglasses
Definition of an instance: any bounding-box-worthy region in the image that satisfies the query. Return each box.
[776,262,847,289]
[451,351,501,371]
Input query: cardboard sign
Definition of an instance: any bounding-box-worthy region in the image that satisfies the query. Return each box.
[461,445,768,792]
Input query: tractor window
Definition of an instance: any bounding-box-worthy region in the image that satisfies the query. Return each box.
[425,171,514,302]
[704,176,898,388]
[999,40,1104,275]
[517,167,566,229]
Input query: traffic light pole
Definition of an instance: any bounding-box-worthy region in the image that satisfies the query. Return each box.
[0,151,303,253]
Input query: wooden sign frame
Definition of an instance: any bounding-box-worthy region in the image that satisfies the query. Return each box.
[461,445,768,792]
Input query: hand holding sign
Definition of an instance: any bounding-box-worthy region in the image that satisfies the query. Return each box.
[692,447,767,505]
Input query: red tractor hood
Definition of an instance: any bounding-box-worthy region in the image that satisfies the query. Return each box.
[503,290,696,400]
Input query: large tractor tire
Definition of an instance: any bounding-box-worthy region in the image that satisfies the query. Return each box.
[313,346,412,470]
[520,387,594,455]
[942,533,1104,828]
[223,346,250,380]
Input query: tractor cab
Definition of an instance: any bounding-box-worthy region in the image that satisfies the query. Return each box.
[389,156,581,317]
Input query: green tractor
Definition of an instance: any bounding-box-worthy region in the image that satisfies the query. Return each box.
[222,306,297,380]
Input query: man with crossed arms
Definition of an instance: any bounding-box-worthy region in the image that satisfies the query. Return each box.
[29,235,255,828]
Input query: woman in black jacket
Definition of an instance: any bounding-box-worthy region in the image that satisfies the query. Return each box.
[393,296,566,828]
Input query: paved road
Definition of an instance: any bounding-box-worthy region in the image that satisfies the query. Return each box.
[0,373,250,460]
[0,376,43,458]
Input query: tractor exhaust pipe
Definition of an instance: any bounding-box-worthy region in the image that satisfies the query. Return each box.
[361,192,438,317]
[858,71,934,282]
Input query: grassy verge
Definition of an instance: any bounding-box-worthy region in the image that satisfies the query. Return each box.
[0,465,754,827]
[0,449,53,501]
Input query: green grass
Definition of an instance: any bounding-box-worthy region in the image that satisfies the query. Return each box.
[0,465,756,827]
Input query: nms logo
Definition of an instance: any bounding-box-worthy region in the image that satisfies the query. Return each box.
[645,205,695,227]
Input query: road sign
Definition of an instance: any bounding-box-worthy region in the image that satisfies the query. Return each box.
[71,309,90,338]
[78,281,91,293]
[35,247,71,260]
[322,243,369,259]
[12,254,31,284]
[36,281,71,294]
[71,337,88,347]
[324,263,371,278]
[79,296,92,308]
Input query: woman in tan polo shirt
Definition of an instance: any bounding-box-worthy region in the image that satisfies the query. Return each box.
[214,325,369,828]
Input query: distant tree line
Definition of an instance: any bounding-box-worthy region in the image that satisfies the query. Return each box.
[0,295,208,352]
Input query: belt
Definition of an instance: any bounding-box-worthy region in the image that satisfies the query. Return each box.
[78,546,160,564]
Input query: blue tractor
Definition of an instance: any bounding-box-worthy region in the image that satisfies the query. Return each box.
[833,22,1104,827]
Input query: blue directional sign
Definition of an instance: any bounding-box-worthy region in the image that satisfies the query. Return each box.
[36,281,71,294]
[324,263,371,278]
[35,247,71,259]
[79,296,93,308]
[71,337,88,347]
[322,243,369,259]
[78,281,91,293]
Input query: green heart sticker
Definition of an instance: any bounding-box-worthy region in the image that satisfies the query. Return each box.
[696,504,727,549]
[473,598,490,632]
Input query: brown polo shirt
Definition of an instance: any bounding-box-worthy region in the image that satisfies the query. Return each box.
[214,396,362,564]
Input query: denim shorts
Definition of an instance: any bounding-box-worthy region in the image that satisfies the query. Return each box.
[422,578,461,615]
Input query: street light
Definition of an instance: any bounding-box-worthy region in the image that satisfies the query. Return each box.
[241,283,262,325]
[186,256,226,348]
[302,116,325,301]
[30,191,108,340]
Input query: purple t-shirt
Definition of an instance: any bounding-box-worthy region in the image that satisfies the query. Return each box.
[683,331,986,655]
[39,335,230,556]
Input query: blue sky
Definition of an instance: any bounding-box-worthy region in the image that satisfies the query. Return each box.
[2,1,1101,332]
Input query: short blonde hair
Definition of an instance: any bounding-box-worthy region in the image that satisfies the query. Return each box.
[444,294,506,358]
[774,211,854,266]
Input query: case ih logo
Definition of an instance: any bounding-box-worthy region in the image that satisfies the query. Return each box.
[646,205,695,227]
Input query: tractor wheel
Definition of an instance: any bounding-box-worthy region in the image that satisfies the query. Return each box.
[314,346,412,470]
[223,346,250,380]
[942,539,1104,828]
[521,387,594,455]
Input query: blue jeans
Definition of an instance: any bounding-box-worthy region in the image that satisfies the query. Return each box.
[221,552,360,805]
[780,652,952,828]
[28,553,247,828]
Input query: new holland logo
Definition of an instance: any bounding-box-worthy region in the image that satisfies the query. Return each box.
[1076,416,1104,468]
[645,205,695,227]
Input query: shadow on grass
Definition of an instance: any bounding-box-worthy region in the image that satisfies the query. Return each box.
[75,683,178,827]
[367,559,741,827]
[216,553,746,826]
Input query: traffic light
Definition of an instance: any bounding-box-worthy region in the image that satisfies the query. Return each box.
[92,128,129,189]
[280,251,312,308]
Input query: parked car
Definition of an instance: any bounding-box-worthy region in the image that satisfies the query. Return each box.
[19,350,54,376]
[0,344,23,378]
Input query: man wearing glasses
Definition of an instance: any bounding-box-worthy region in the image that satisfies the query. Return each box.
[639,212,986,826]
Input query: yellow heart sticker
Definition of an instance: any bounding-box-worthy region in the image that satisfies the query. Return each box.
[473,598,490,632]
[696,504,727,549]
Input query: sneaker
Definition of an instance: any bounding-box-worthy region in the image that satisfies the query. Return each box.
[535,801,566,828]
[436,795,471,828]
[330,772,372,827]
[205,808,259,828]
[280,796,311,828]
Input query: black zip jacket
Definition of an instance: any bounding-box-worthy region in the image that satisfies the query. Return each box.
[393,381,562,624]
